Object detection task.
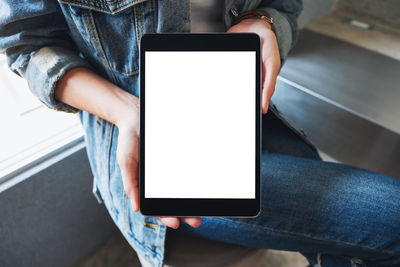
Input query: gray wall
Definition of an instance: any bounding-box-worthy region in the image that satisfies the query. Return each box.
[0,148,117,267]
[298,0,400,30]
[298,0,336,29]
[336,0,400,29]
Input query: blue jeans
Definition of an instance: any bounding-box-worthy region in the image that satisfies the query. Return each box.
[177,112,400,266]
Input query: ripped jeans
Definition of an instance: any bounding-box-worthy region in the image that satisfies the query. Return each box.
[177,112,400,266]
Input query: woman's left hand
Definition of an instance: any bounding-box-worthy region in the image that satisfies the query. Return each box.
[228,18,281,114]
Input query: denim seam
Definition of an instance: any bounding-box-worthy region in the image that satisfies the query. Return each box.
[106,1,144,14]
[87,10,118,83]
[61,0,111,13]
[143,222,159,230]
[83,11,108,68]
[139,2,144,37]
[133,5,141,43]
[96,117,102,125]
[60,0,145,17]
[106,123,114,206]
[213,217,400,258]
[150,0,156,32]
[88,0,135,6]
[118,69,139,75]
[122,190,128,229]
[61,0,143,8]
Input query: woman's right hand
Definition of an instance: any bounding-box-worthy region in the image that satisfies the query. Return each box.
[115,95,201,229]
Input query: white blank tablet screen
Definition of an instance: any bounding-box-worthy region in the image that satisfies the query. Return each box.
[145,51,255,199]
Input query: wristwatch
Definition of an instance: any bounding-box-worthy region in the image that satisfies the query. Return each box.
[232,9,274,31]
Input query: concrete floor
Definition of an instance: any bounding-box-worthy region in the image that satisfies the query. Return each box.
[73,232,309,267]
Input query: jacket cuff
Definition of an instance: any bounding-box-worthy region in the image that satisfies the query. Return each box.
[257,7,293,64]
[25,46,92,113]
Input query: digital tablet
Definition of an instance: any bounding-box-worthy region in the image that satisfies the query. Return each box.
[139,33,261,217]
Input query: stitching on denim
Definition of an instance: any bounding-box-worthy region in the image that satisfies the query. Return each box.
[55,103,79,113]
[60,0,139,15]
[65,106,79,113]
[143,222,159,230]
[54,105,79,113]
[145,254,157,264]
[139,2,144,37]
[106,123,115,205]
[87,0,134,6]
[212,217,400,257]
[88,10,118,82]
[88,12,108,64]
[61,0,110,12]
[118,69,139,75]
[83,11,104,63]
[108,0,144,14]
[122,69,139,75]
[84,10,124,76]
[96,117,102,125]
[150,0,156,32]
[133,5,141,43]
[61,0,143,8]
[83,10,109,68]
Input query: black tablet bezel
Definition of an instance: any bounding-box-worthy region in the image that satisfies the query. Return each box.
[139,33,261,217]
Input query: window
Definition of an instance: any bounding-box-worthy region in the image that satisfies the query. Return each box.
[0,54,83,183]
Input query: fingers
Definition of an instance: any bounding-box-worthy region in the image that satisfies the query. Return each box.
[158,217,180,229]
[157,217,202,229]
[181,217,202,228]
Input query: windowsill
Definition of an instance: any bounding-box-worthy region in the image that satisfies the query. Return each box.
[0,118,84,185]
[0,55,84,185]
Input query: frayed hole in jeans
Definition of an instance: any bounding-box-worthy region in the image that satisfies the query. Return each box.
[314,253,322,267]
[351,257,363,267]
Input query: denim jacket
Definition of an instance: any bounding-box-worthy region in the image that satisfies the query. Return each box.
[0,0,302,266]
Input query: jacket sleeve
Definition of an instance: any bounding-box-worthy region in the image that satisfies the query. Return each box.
[257,0,303,63]
[0,1,92,113]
